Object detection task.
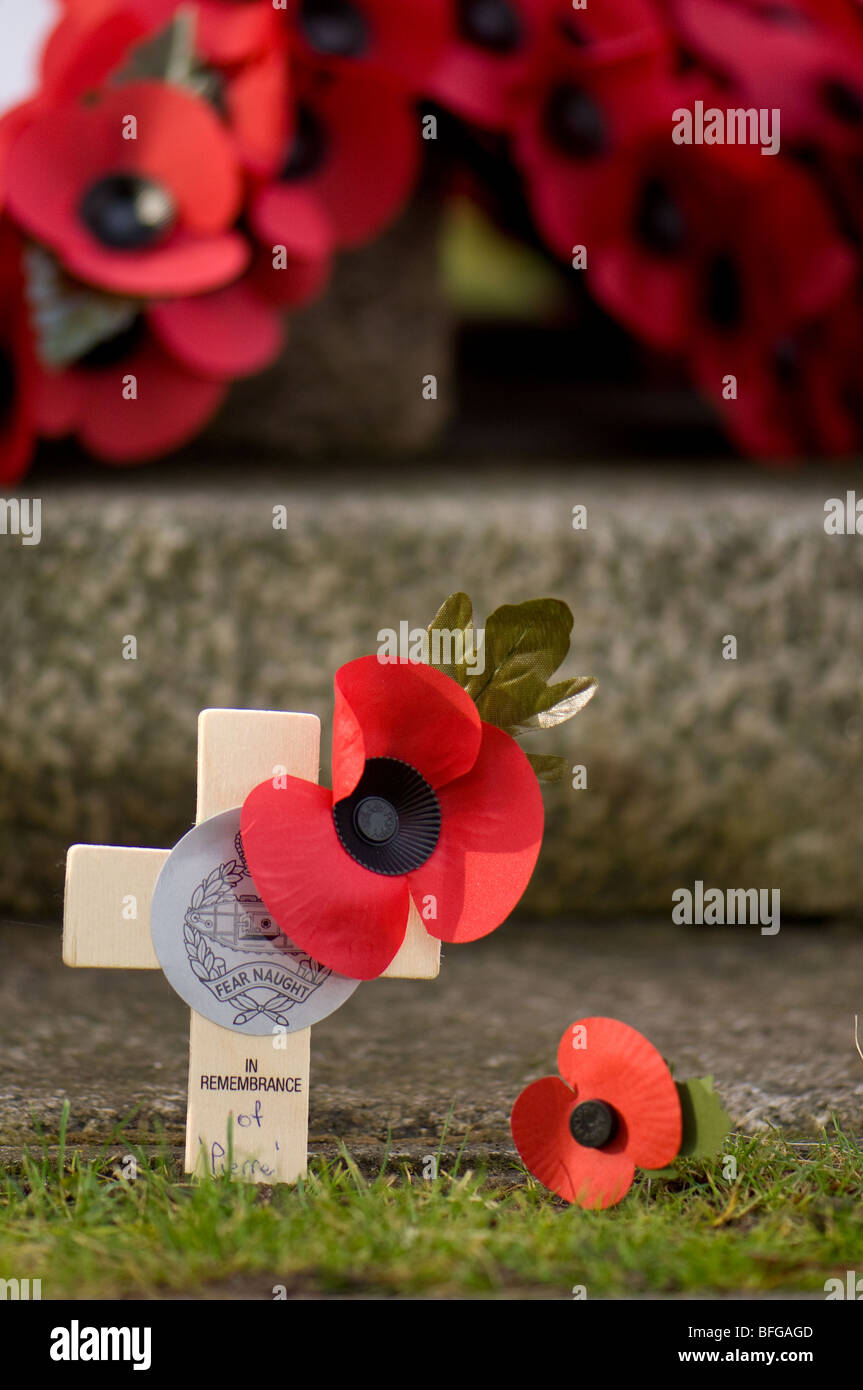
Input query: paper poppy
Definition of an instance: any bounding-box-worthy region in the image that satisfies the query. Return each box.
[431,0,668,134]
[511,1017,682,1209]
[123,0,280,65]
[148,275,285,379]
[284,0,453,90]
[33,318,228,464]
[428,0,548,131]
[513,39,676,265]
[669,0,863,157]
[586,133,855,354]
[240,656,544,980]
[251,63,420,252]
[4,80,247,297]
[699,294,863,459]
[41,2,289,177]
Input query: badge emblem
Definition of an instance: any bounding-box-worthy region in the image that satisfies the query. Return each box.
[151,808,360,1033]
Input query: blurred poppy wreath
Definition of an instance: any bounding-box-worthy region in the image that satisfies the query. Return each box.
[4,0,863,477]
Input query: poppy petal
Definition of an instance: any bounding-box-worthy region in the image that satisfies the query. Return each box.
[251,184,335,262]
[241,774,411,980]
[55,229,250,299]
[408,722,544,944]
[6,81,242,240]
[226,45,291,175]
[332,656,482,801]
[557,1018,681,1171]
[279,70,420,247]
[511,1075,635,1208]
[148,280,284,379]
[74,339,227,462]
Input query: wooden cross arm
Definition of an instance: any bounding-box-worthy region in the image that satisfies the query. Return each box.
[63,709,440,979]
[63,843,437,978]
[63,844,166,968]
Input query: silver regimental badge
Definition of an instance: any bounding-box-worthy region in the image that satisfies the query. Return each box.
[151,808,360,1034]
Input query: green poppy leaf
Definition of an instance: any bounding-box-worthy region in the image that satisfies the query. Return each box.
[676,1076,732,1159]
[426,591,475,687]
[526,753,570,783]
[514,675,599,732]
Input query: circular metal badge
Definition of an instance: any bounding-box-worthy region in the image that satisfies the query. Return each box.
[151,808,360,1034]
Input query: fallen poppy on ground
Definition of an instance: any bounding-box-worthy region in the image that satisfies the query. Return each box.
[512,1016,731,1208]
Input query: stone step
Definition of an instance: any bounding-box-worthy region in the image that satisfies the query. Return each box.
[1,462,860,921]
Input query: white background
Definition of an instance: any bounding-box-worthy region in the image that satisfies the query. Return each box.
[0,0,59,113]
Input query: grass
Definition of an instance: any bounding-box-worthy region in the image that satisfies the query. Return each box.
[0,1108,861,1300]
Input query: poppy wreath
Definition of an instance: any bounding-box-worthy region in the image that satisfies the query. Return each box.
[240,592,597,979]
[5,0,863,477]
[511,1017,732,1209]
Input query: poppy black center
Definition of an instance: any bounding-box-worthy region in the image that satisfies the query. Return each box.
[0,348,16,428]
[704,253,743,331]
[772,336,799,388]
[545,85,607,158]
[80,173,176,250]
[299,0,369,57]
[569,1099,618,1149]
[281,105,329,181]
[458,0,523,53]
[333,757,441,876]
[634,176,686,256]
[821,77,863,126]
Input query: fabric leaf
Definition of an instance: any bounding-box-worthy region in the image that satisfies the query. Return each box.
[426,591,475,688]
[527,753,570,783]
[676,1076,732,1159]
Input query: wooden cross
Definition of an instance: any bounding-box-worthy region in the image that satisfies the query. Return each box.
[63,709,439,1183]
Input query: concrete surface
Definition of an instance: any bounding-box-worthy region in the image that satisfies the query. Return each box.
[2,918,860,1167]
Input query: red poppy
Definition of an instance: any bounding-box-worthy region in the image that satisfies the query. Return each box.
[42,1,289,177]
[241,656,544,980]
[32,305,230,465]
[511,1018,682,1209]
[431,0,668,130]
[123,0,280,65]
[5,80,247,297]
[698,294,863,459]
[248,243,333,310]
[148,275,284,378]
[283,0,453,90]
[225,42,293,176]
[29,267,284,464]
[40,0,149,105]
[0,223,37,485]
[428,0,548,130]
[585,133,855,353]
[251,63,420,253]
[668,0,863,156]
[513,39,676,264]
